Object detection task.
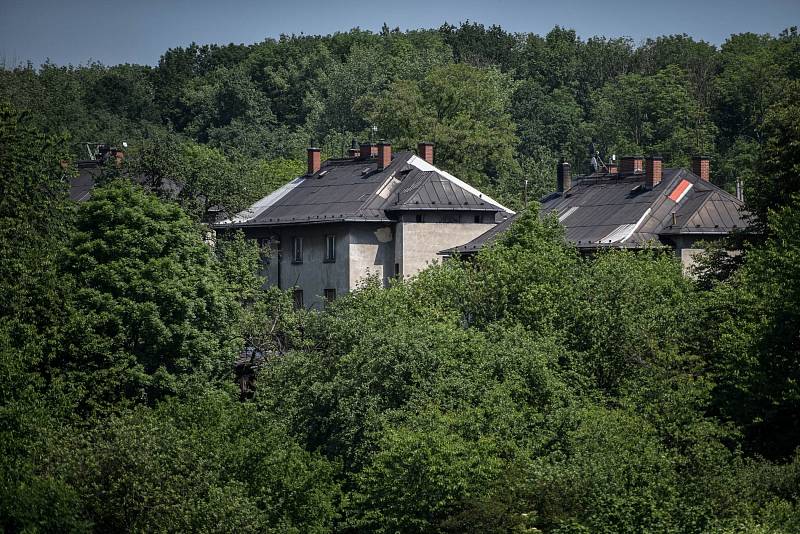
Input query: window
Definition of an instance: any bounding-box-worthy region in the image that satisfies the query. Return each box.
[394,263,400,279]
[474,214,482,223]
[292,237,303,263]
[292,289,303,309]
[324,234,336,262]
[324,288,336,303]
[415,213,424,223]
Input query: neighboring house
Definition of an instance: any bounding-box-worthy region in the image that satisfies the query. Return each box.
[215,142,514,308]
[69,144,126,201]
[443,155,749,271]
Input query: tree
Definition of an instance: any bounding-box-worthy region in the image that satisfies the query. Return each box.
[362,63,520,189]
[60,180,242,410]
[747,81,800,227]
[590,65,716,168]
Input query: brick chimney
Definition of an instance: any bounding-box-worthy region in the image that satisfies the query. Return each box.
[607,163,618,174]
[111,148,124,167]
[645,156,662,188]
[691,155,710,181]
[307,147,321,175]
[557,158,572,192]
[378,141,391,170]
[359,143,375,160]
[348,148,360,158]
[418,142,434,164]
[620,155,644,174]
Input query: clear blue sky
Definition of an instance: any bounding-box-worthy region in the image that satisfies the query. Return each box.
[1,0,798,67]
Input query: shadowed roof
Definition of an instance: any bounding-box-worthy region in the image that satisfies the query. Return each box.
[443,166,749,255]
[218,151,513,228]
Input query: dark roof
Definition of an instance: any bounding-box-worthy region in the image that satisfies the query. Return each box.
[219,152,513,228]
[69,160,182,202]
[69,162,102,201]
[443,167,749,255]
[386,169,500,212]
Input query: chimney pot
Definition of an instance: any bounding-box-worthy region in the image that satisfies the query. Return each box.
[378,141,391,170]
[691,155,710,181]
[557,158,572,192]
[418,142,434,164]
[645,156,663,188]
[307,147,321,176]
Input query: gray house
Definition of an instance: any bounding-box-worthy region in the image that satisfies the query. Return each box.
[216,142,513,308]
[443,155,749,272]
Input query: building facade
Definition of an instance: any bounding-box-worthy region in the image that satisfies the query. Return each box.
[217,142,513,308]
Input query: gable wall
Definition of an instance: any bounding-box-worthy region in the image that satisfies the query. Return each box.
[395,218,496,279]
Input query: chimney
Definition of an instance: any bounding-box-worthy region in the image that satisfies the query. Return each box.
[359,142,374,160]
[348,148,360,158]
[557,158,572,192]
[378,141,391,170]
[307,147,321,175]
[645,156,662,188]
[620,155,644,174]
[607,154,618,174]
[418,142,434,165]
[692,155,710,181]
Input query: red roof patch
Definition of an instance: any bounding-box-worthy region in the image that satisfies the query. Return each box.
[669,179,691,202]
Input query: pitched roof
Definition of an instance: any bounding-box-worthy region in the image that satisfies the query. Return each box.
[219,152,513,228]
[443,166,749,255]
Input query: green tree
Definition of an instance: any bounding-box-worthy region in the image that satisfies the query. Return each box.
[363,63,520,188]
[60,180,242,410]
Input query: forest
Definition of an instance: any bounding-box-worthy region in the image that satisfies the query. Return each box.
[1,22,800,532]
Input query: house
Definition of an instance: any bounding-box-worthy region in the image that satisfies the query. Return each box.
[442,155,749,271]
[214,142,514,308]
[69,144,126,201]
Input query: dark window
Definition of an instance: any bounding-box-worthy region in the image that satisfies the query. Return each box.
[394,263,400,278]
[292,237,303,263]
[324,288,336,302]
[324,234,336,262]
[292,289,303,309]
[415,214,424,223]
[474,214,481,223]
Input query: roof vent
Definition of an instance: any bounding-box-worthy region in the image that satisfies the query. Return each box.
[317,170,328,179]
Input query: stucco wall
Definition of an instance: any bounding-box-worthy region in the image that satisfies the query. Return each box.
[347,224,396,289]
[267,224,350,309]
[237,215,501,305]
[395,221,495,278]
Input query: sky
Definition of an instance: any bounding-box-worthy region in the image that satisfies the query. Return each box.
[1,0,798,67]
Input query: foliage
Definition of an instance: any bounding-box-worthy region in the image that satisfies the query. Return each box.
[61,180,242,409]
[3,22,800,533]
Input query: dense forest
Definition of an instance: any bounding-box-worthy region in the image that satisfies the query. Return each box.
[2,22,800,532]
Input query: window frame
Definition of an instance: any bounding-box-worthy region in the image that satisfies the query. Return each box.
[292,289,304,309]
[292,236,303,264]
[324,234,336,263]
